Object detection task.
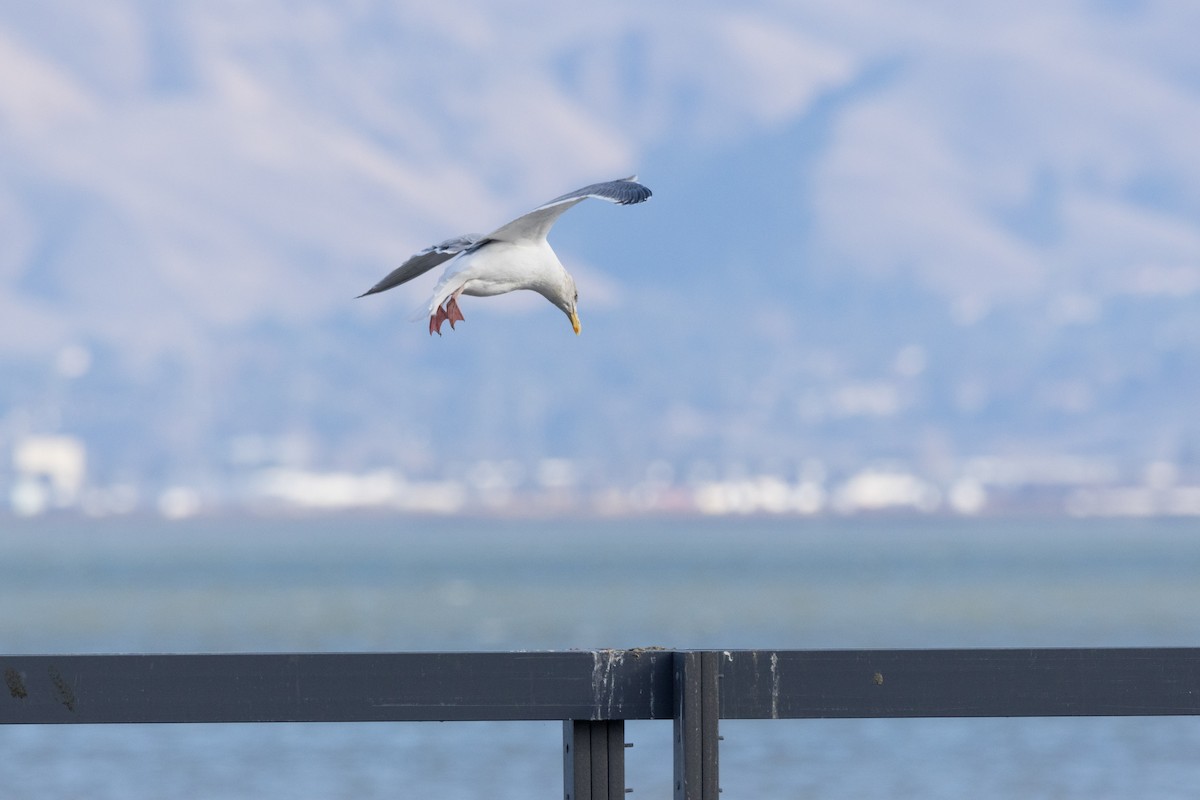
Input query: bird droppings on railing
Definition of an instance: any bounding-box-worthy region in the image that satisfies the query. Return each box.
[591,649,626,720]
[47,665,76,712]
[4,667,27,700]
[769,652,780,720]
[747,650,782,718]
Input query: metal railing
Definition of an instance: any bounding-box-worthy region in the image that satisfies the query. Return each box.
[4,648,1200,799]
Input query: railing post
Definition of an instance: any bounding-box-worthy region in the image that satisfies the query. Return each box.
[673,651,720,800]
[564,720,626,800]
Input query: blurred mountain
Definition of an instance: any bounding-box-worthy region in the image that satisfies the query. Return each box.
[1,2,1198,503]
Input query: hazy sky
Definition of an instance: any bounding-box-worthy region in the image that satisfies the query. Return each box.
[2,1,1198,483]
[4,2,1198,355]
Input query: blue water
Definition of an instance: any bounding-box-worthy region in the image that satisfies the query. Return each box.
[2,515,1199,798]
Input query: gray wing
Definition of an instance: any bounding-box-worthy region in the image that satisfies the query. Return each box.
[484,176,652,245]
[357,234,483,298]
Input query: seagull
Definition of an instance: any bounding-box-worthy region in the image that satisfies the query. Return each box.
[358,176,652,335]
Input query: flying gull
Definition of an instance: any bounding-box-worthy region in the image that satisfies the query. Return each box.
[358,176,652,335]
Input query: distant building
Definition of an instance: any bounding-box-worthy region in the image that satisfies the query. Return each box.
[10,435,87,516]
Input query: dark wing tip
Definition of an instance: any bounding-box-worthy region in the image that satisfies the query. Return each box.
[613,178,652,205]
[538,176,654,210]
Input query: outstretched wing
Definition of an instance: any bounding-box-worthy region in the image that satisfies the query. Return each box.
[357,234,484,298]
[484,176,652,245]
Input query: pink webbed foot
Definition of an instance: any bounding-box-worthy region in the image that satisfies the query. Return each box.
[429,304,449,336]
[445,296,465,329]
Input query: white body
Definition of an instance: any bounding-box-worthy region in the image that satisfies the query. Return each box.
[430,240,568,311]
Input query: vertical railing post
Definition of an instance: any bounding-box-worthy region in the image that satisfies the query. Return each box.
[673,651,720,800]
[564,720,626,800]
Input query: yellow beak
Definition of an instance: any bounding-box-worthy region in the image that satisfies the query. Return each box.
[569,309,581,335]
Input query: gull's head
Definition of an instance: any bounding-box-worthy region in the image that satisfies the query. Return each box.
[548,272,581,335]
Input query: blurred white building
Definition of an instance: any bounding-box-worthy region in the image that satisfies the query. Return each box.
[10,435,87,516]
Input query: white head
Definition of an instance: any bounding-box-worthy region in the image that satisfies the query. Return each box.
[544,270,581,335]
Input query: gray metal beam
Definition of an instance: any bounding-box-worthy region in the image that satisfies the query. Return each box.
[4,648,1200,726]
[673,651,719,800]
[718,648,1200,719]
[0,651,674,724]
[564,720,626,800]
